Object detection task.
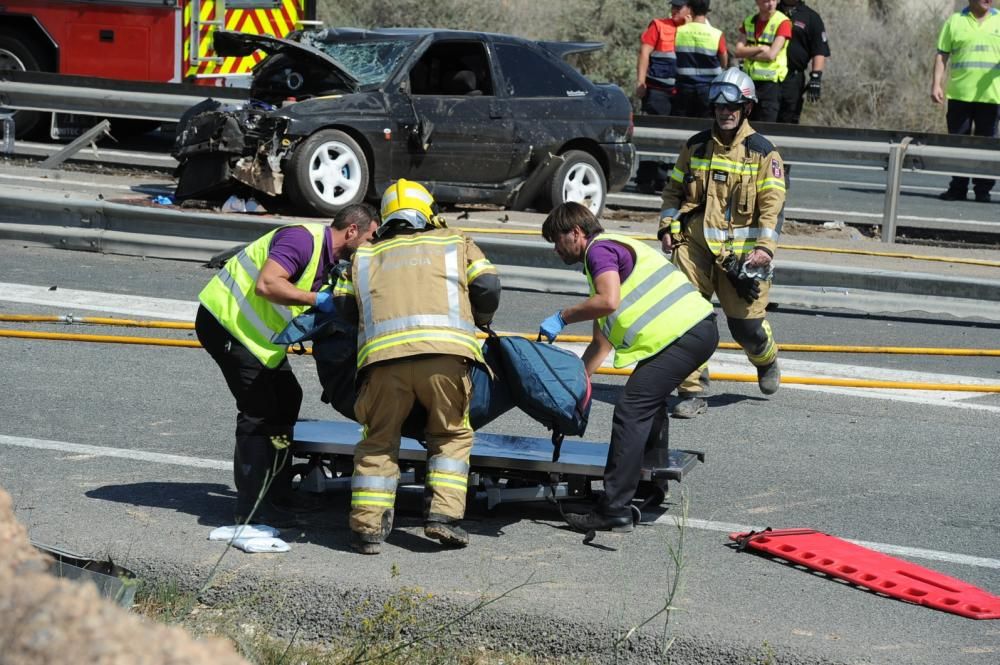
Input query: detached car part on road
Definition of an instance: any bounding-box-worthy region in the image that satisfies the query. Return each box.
[172,28,635,216]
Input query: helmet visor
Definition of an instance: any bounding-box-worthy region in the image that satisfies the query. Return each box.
[708,82,744,106]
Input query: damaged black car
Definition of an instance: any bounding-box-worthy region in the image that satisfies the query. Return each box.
[172,28,635,216]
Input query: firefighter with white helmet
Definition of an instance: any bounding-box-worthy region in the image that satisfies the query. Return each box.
[658,67,786,419]
[333,179,501,554]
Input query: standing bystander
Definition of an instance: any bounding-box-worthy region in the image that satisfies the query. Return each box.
[636,0,692,116]
[672,0,728,119]
[776,0,830,124]
[932,0,999,203]
[734,0,792,123]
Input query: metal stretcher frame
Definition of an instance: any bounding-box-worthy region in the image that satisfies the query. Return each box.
[292,420,704,509]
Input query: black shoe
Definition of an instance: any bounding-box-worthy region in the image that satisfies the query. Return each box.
[424,520,470,548]
[938,189,967,201]
[564,510,634,533]
[974,192,992,203]
[234,502,303,529]
[350,531,382,555]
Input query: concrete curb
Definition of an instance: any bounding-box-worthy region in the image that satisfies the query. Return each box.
[2,189,999,313]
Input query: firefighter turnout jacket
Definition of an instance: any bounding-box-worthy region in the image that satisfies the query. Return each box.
[658,121,786,260]
[199,224,325,368]
[334,227,500,370]
[584,233,712,369]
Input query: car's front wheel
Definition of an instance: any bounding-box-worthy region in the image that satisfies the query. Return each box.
[549,150,607,216]
[285,129,369,217]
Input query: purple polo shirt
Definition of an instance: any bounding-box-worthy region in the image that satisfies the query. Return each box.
[266,225,335,291]
[586,236,636,284]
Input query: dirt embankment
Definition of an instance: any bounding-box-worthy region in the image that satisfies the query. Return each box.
[0,486,249,665]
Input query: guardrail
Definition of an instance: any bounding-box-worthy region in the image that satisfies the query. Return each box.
[2,71,999,242]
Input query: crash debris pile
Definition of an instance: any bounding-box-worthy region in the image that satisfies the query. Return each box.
[0,485,250,665]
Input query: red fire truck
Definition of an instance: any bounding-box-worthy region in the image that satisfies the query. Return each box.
[0,0,316,137]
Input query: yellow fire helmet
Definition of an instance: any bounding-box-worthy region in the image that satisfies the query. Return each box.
[377,178,445,237]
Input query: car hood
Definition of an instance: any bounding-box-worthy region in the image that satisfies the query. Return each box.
[212,30,359,91]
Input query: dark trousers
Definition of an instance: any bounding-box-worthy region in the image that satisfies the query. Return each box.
[600,315,719,514]
[777,70,806,124]
[195,305,303,515]
[642,86,674,116]
[671,85,712,119]
[750,80,781,123]
[945,99,999,197]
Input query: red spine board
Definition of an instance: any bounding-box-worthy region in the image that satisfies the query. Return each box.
[730,528,1000,620]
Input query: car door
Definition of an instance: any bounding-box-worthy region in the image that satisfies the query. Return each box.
[386,38,515,185]
[492,40,595,177]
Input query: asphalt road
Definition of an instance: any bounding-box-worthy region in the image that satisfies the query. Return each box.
[1,242,998,664]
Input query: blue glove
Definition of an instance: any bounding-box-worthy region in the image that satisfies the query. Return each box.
[314,290,335,313]
[539,311,566,343]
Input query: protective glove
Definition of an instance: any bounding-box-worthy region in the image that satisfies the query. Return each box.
[539,311,566,343]
[722,254,761,304]
[314,290,335,313]
[806,71,822,102]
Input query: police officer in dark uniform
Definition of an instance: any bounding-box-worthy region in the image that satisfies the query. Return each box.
[777,0,831,124]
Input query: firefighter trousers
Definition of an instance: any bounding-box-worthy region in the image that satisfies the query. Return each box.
[671,231,778,395]
[350,355,473,538]
[600,315,718,514]
[195,306,302,516]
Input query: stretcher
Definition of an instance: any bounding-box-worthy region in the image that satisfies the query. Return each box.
[291,420,704,511]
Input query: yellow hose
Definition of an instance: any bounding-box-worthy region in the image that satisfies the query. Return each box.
[3,317,999,357]
[452,226,1000,268]
[3,328,999,392]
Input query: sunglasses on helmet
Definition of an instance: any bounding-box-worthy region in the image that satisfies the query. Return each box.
[708,82,746,105]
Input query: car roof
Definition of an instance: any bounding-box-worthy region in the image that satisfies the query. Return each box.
[307,27,604,56]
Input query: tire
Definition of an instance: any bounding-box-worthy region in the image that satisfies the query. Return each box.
[0,32,50,139]
[285,129,369,217]
[548,149,607,216]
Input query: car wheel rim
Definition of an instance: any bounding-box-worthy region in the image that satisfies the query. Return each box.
[0,49,29,117]
[307,140,363,205]
[562,162,604,214]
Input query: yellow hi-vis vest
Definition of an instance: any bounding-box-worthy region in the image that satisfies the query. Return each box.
[199,224,325,368]
[585,233,712,369]
[742,11,790,83]
[350,228,485,370]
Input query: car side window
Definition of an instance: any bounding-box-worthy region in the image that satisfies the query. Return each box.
[494,43,588,98]
[409,42,494,97]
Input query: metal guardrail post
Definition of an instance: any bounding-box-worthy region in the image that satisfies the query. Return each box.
[880,136,912,244]
[39,120,111,169]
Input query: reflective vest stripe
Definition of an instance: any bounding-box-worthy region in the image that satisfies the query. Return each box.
[215,266,280,344]
[357,329,481,367]
[648,51,678,86]
[367,314,475,339]
[233,250,293,325]
[601,262,676,339]
[675,22,724,85]
[620,280,700,348]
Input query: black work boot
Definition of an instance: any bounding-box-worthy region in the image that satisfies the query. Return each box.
[564,509,634,533]
[424,514,469,548]
[672,392,707,419]
[350,531,382,555]
[757,360,781,395]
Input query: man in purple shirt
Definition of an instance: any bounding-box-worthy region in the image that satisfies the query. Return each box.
[196,203,379,527]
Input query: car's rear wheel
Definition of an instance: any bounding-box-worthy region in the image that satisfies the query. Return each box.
[285,129,369,217]
[548,150,607,216]
[0,32,50,139]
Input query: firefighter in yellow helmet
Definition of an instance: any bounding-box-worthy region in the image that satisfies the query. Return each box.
[333,179,501,554]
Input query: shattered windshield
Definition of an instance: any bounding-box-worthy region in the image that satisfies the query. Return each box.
[300,36,414,87]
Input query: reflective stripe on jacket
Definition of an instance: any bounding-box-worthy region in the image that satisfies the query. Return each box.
[346,228,493,370]
[646,18,679,88]
[584,233,712,369]
[937,7,1000,104]
[743,11,790,82]
[198,224,324,368]
[675,22,724,88]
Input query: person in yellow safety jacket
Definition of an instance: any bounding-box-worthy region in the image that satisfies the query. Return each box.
[734,0,792,122]
[538,202,718,533]
[332,179,501,555]
[195,204,379,528]
[658,67,786,420]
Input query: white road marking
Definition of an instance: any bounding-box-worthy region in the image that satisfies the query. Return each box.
[0,172,141,191]
[653,516,1000,571]
[0,282,198,320]
[0,434,228,470]
[2,433,996,571]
